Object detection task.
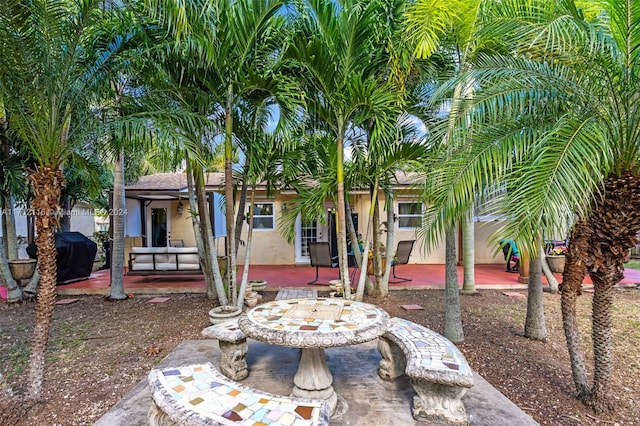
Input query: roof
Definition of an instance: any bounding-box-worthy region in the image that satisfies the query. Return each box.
[125,171,424,193]
[125,172,225,191]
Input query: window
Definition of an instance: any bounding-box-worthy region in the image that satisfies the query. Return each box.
[397,202,422,229]
[250,203,274,230]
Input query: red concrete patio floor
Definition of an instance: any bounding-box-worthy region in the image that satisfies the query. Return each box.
[55,263,640,296]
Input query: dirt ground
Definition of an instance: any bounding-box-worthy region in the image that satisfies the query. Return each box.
[0,287,639,426]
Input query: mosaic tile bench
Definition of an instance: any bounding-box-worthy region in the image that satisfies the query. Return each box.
[148,363,331,426]
[202,320,248,380]
[378,317,474,425]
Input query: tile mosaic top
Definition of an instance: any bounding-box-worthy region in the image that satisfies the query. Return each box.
[239,298,390,348]
[148,363,330,426]
[384,317,474,388]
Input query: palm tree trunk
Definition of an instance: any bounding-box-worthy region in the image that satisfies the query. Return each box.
[0,237,21,302]
[461,207,477,293]
[355,178,379,301]
[26,165,64,401]
[186,158,216,301]
[586,264,616,413]
[195,164,226,304]
[372,192,383,288]
[444,225,464,343]
[379,192,395,297]
[560,220,590,399]
[224,88,237,305]
[541,250,559,293]
[233,156,250,257]
[580,172,640,413]
[108,147,127,300]
[524,238,547,341]
[237,187,256,309]
[2,197,18,260]
[335,132,350,298]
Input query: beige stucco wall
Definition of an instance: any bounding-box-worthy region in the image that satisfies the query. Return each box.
[237,197,294,265]
[474,220,505,264]
[123,193,505,267]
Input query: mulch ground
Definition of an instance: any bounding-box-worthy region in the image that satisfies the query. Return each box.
[0,287,639,425]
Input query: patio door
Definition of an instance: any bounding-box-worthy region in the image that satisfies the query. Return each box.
[295,215,320,264]
[146,202,171,247]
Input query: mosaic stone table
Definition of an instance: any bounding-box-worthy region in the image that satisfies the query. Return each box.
[238,298,390,414]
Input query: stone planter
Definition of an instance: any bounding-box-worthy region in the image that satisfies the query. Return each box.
[546,255,565,274]
[208,305,242,325]
[8,259,37,281]
[244,291,260,308]
[249,280,267,292]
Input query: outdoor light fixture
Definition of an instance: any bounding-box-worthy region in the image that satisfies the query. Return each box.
[177,201,184,216]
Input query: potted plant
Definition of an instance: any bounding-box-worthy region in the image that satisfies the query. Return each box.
[248,279,267,292]
[546,245,567,273]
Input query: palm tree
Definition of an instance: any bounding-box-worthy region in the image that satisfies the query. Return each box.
[406,0,482,341]
[144,0,299,307]
[287,0,401,297]
[0,0,136,400]
[421,0,640,413]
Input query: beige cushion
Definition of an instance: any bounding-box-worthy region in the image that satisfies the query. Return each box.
[131,247,169,264]
[154,262,178,271]
[174,254,200,265]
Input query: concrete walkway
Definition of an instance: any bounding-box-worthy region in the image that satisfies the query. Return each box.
[97,339,539,426]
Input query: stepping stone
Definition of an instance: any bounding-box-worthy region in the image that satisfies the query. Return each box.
[148,297,170,303]
[55,298,79,305]
[401,304,424,310]
[276,288,318,300]
[502,292,525,298]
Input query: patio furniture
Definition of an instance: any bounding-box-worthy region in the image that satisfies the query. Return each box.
[307,241,338,284]
[239,298,390,414]
[378,317,474,425]
[148,362,330,426]
[127,247,201,274]
[202,319,248,381]
[390,240,415,283]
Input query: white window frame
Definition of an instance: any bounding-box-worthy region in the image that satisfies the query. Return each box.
[249,202,275,230]
[397,201,423,230]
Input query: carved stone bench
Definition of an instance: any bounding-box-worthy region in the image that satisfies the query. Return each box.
[378,317,474,425]
[148,363,330,425]
[202,319,248,381]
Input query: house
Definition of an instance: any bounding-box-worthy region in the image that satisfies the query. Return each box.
[123,172,505,266]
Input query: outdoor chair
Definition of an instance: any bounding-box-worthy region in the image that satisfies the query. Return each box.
[308,241,339,284]
[390,240,415,283]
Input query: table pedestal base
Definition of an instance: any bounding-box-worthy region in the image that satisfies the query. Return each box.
[291,348,338,414]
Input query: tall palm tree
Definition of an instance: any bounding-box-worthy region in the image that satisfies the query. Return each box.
[422,0,640,413]
[145,0,299,306]
[287,0,401,297]
[406,0,482,341]
[0,0,134,400]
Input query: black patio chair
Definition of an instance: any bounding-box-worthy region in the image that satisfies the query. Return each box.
[307,241,339,284]
[390,240,415,283]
